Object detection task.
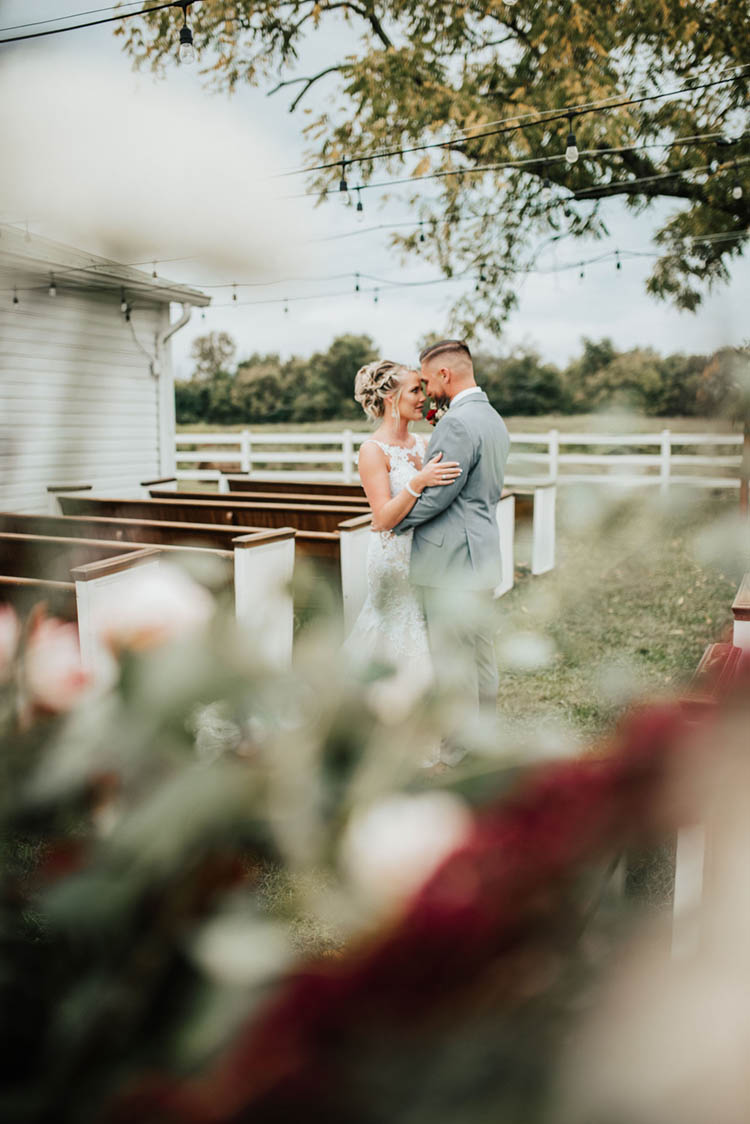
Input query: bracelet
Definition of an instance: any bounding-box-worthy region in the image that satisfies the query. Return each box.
[405,482,421,498]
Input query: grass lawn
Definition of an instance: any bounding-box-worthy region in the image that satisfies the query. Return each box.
[178,414,738,436]
[494,490,740,746]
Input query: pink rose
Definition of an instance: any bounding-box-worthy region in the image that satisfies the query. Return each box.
[95,563,215,653]
[24,617,90,713]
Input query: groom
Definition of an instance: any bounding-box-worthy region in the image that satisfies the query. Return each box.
[394,338,510,763]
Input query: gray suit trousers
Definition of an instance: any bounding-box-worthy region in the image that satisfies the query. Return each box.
[419,586,499,764]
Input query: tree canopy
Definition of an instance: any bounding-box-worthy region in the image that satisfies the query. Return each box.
[121,1,748,334]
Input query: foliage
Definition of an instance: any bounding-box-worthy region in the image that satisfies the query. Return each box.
[119,1,749,336]
[176,331,737,423]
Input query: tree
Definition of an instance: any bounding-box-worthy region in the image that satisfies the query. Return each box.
[190,331,236,381]
[120,3,748,336]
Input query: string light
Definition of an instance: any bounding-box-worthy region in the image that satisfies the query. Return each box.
[12,288,18,305]
[0,1,190,46]
[541,170,553,200]
[152,262,158,278]
[119,289,128,313]
[355,187,364,221]
[178,2,195,65]
[565,116,579,165]
[283,298,289,315]
[48,273,57,296]
[354,272,360,293]
[373,288,379,304]
[338,159,350,207]
[615,251,621,271]
[232,284,237,302]
[279,67,749,179]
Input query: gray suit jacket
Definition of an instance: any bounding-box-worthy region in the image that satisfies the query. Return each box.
[394,390,510,590]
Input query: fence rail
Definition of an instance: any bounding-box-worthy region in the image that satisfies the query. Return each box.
[175,428,746,489]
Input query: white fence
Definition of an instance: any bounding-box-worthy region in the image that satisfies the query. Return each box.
[175,428,746,490]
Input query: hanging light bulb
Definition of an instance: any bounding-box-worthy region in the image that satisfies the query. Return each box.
[12,288,19,305]
[152,262,158,279]
[419,224,426,244]
[178,3,195,65]
[565,116,579,165]
[120,289,128,313]
[354,272,360,293]
[232,285,237,302]
[48,273,57,297]
[732,161,743,200]
[579,265,585,280]
[709,158,719,175]
[283,298,289,315]
[355,187,364,221]
[338,159,350,207]
[615,251,621,271]
[373,288,379,305]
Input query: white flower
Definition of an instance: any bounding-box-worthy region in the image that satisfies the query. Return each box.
[0,604,20,680]
[341,791,473,914]
[95,562,214,652]
[24,617,89,713]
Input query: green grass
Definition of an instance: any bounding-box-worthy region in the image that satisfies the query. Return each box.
[178,414,738,436]
[494,491,740,745]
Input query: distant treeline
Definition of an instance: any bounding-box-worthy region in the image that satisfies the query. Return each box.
[176,331,743,424]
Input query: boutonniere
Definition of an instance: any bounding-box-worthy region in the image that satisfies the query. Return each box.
[425,398,449,426]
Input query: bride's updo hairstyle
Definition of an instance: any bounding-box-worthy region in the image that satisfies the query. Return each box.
[354,359,410,421]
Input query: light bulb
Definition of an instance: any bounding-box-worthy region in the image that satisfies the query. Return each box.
[338,159,349,207]
[374,288,379,305]
[542,175,553,200]
[120,290,128,313]
[179,25,195,65]
[615,252,621,271]
[12,288,19,305]
[354,273,360,293]
[355,188,364,221]
[732,181,743,200]
[49,274,57,297]
[565,117,579,165]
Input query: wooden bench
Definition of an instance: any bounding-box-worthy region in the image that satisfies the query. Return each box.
[221,475,367,501]
[53,494,367,553]
[0,525,297,671]
[148,478,368,508]
[732,572,750,650]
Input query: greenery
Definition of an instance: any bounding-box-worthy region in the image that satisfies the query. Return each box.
[176,330,747,424]
[120,1,749,334]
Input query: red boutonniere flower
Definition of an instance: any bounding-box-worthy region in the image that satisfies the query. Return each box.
[425,399,449,426]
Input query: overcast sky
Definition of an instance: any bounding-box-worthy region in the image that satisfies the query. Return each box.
[2,1,748,380]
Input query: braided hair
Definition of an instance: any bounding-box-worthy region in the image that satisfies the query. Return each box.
[353,359,410,421]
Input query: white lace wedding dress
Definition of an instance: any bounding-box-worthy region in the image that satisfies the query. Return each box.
[345,434,439,766]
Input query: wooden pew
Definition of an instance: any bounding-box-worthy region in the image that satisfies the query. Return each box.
[0,511,253,552]
[150,485,368,509]
[222,475,367,501]
[732,572,750,650]
[55,494,367,539]
[0,526,297,671]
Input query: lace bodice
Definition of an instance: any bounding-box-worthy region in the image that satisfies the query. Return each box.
[359,434,428,497]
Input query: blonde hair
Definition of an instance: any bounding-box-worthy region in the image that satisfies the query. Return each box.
[353,359,410,421]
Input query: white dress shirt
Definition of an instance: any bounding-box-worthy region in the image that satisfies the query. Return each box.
[450,386,483,408]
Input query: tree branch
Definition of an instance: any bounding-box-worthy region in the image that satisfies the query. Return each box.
[267,65,345,111]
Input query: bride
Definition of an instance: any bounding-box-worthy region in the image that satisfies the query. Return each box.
[345,359,461,755]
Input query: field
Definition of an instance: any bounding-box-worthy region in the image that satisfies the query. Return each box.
[178,414,738,436]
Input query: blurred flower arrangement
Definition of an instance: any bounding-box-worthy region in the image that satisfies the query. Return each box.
[1,570,749,1124]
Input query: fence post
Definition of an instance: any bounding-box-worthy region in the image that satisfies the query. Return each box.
[660,429,671,494]
[548,428,560,481]
[240,428,252,475]
[342,429,354,483]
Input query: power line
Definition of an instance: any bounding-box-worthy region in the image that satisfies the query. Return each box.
[288,130,748,200]
[0,3,146,34]
[0,0,184,45]
[279,66,750,178]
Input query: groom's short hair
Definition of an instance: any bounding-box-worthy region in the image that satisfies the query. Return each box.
[419,338,473,365]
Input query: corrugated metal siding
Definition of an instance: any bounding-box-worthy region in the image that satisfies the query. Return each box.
[0,284,166,513]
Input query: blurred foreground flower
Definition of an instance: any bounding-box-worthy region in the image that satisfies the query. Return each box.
[24,614,89,713]
[340,792,473,915]
[95,562,215,652]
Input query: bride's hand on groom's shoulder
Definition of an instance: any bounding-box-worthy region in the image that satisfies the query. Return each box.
[415,452,462,491]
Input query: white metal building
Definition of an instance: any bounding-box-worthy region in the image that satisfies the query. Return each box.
[0,226,209,513]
